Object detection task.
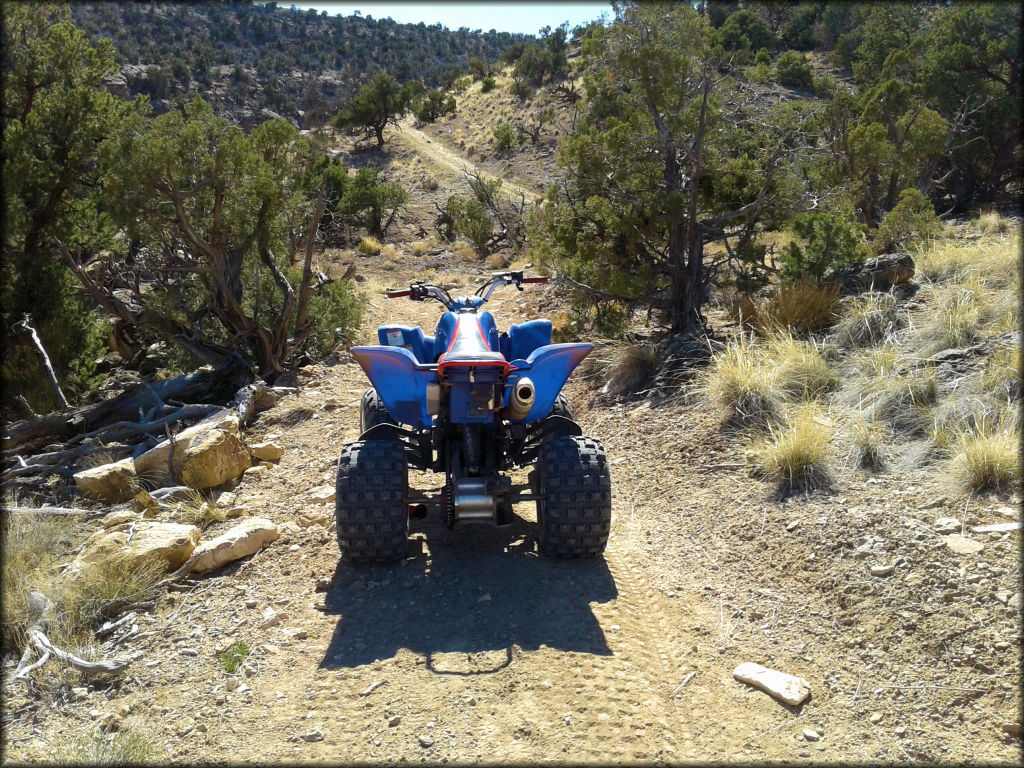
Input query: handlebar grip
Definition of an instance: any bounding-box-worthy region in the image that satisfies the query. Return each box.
[522,276,549,284]
[385,289,413,298]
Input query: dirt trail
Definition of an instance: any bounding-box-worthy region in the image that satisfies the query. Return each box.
[394,116,541,203]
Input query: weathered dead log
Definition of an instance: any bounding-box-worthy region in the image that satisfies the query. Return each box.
[3,359,252,452]
[4,506,102,517]
[233,380,269,426]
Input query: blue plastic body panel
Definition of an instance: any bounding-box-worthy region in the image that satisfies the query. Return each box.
[447,365,505,423]
[377,325,436,363]
[505,343,594,422]
[505,319,553,361]
[350,346,437,428]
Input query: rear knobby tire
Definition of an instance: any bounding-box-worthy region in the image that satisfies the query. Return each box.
[536,435,612,558]
[549,393,575,421]
[335,440,408,563]
[360,388,397,432]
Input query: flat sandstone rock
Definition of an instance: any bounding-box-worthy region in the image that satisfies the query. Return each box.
[733,662,811,706]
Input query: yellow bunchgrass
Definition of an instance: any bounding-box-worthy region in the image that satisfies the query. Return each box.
[850,415,889,471]
[585,342,658,398]
[703,335,781,428]
[751,405,831,493]
[833,292,904,348]
[356,236,382,256]
[982,346,1022,403]
[754,278,840,335]
[764,332,840,401]
[411,240,431,256]
[851,364,938,434]
[950,415,1020,492]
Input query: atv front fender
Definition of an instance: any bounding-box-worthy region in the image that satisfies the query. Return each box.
[508,343,594,422]
[350,346,436,428]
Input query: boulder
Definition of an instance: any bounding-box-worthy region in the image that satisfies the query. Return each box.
[73,458,137,501]
[100,509,137,528]
[825,253,915,295]
[135,412,241,486]
[307,485,336,503]
[66,521,200,577]
[189,517,279,573]
[181,429,252,489]
[250,442,283,462]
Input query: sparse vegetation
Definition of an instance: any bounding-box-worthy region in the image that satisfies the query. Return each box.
[49,729,159,765]
[219,640,252,673]
[584,342,658,399]
[833,292,904,348]
[950,416,1020,492]
[766,333,840,401]
[751,405,831,493]
[357,236,383,256]
[704,335,781,429]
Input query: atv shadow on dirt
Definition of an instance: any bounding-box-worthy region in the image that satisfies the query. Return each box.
[319,513,616,671]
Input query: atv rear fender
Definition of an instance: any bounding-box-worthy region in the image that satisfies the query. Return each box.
[350,346,436,428]
[506,343,594,422]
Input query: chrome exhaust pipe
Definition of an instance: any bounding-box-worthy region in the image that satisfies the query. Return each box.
[508,377,536,420]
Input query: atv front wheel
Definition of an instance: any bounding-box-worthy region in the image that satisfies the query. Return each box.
[335,440,408,563]
[536,435,611,558]
[360,387,397,432]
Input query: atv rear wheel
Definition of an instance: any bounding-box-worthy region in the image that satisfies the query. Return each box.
[360,387,397,432]
[536,435,611,558]
[335,440,408,563]
[549,393,575,420]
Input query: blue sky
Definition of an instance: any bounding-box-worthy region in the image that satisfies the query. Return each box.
[288,2,614,36]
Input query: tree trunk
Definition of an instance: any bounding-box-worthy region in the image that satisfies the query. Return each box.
[374,124,385,147]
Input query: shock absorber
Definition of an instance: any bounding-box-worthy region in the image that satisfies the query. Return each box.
[461,424,481,475]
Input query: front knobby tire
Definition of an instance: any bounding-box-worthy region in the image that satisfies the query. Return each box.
[335,440,408,563]
[360,387,397,432]
[536,435,612,558]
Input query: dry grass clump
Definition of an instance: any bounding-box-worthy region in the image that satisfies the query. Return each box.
[949,415,1020,492]
[852,365,938,434]
[167,488,224,530]
[850,415,890,471]
[982,346,1022,403]
[971,211,1014,237]
[56,555,165,643]
[913,229,1019,288]
[754,278,840,335]
[585,341,658,398]
[380,244,399,261]
[703,335,781,428]
[750,405,831,494]
[912,279,990,354]
[2,512,77,652]
[411,240,431,256]
[833,292,904,348]
[357,236,382,255]
[454,243,477,262]
[49,729,159,765]
[484,252,508,270]
[764,332,840,401]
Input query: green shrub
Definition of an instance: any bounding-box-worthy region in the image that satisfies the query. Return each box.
[219,640,252,673]
[452,75,472,93]
[480,76,496,93]
[876,188,942,252]
[754,47,771,66]
[775,50,814,90]
[492,123,517,152]
[446,195,493,250]
[781,207,867,282]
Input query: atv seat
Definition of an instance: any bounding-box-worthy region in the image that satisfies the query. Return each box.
[378,325,436,364]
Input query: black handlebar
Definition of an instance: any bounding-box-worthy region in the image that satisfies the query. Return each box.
[386,270,548,307]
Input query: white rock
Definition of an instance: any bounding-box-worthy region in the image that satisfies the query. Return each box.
[307,485,336,503]
[70,687,89,701]
[388,715,401,727]
[300,729,324,742]
[1008,592,1022,612]
[802,729,820,741]
[244,599,257,609]
[216,491,238,507]
[732,662,811,706]
[934,517,961,534]
[262,607,283,628]
[920,497,947,510]
[244,465,268,478]
[869,712,883,724]
[943,534,984,555]
[251,442,283,462]
[971,521,1022,534]
[869,564,894,577]
[225,677,241,691]
[73,458,137,501]
[189,517,279,573]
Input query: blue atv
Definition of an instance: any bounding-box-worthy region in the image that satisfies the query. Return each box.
[336,267,611,562]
